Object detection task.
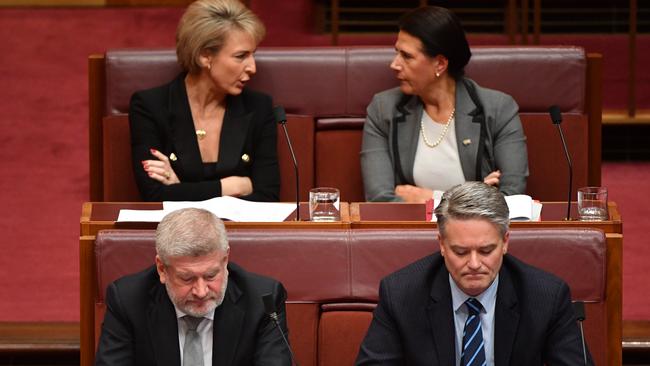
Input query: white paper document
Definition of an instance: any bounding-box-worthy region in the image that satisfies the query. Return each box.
[163,196,296,222]
[505,195,543,221]
[117,209,168,222]
[429,194,542,222]
[117,196,297,223]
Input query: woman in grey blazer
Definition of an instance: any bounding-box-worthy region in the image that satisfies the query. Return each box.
[361,6,528,202]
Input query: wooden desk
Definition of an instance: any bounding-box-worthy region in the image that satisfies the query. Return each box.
[350,201,623,233]
[80,201,351,237]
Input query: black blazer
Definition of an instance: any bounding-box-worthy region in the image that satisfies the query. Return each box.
[95,263,291,366]
[129,73,280,202]
[356,253,593,365]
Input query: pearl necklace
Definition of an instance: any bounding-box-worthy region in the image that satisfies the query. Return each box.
[420,108,455,148]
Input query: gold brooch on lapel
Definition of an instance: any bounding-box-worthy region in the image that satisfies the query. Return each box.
[241,153,250,163]
[169,153,178,161]
[462,139,472,146]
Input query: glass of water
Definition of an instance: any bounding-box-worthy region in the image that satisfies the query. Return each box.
[577,187,608,221]
[309,187,340,222]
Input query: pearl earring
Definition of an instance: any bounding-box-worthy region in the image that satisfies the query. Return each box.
[435,72,440,77]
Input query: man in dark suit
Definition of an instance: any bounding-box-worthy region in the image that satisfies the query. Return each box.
[95,208,291,366]
[356,182,593,366]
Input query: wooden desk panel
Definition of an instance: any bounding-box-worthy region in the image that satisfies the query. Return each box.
[350,201,622,233]
[80,202,351,237]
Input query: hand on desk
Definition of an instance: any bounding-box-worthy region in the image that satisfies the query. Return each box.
[395,184,433,203]
[142,148,180,185]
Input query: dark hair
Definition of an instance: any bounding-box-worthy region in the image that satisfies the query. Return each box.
[398,6,471,80]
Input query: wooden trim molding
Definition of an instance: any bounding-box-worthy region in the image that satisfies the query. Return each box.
[0,0,104,5]
[0,322,79,352]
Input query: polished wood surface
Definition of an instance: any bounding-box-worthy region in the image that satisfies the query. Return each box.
[586,53,603,185]
[624,320,650,356]
[0,322,79,352]
[628,0,637,117]
[88,55,105,203]
[80,202,351,237]
[106,0,190,5]
[350,201,622,233]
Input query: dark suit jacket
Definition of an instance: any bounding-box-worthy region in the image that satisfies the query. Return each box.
[129,73,280,202]
[356,253,593,365]
[95,262,291,366]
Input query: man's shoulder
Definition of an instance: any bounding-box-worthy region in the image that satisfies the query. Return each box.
[111,265,159,293]
[228,262,284,293]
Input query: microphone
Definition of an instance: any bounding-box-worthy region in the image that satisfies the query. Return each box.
[274,106,300,221]
[549,105,573,220]
[262,293,299,366]
[573,301,588,366]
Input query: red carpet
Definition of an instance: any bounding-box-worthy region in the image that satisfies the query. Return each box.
[0,6,647,322]
[602,162,650,320]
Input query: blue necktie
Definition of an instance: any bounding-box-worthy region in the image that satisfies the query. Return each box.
[461,298,486,366]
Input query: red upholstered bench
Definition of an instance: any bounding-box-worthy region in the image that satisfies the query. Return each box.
[84,228,614,366]
[89,46,602,203]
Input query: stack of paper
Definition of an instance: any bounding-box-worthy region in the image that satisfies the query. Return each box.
[117,196,296,223]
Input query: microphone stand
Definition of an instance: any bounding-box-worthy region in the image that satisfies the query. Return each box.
[573,301,588,366]
[549,105,573,221]
[556,124,573,220]
[262,294,299,366]
[274,106,300,221]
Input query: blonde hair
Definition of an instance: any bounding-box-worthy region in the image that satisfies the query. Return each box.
[176,0,265,74]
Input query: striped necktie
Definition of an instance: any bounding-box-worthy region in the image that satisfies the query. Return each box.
[461,298,486,366]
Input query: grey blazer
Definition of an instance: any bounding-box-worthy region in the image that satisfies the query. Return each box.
[361,78,528,202]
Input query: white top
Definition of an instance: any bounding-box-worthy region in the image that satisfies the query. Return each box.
[413,112,465,192]
[175,307,216,366]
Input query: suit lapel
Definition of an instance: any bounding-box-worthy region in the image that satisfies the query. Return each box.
[426,265,456,366]
[494,262,520,366]
[212,276,245,366]
[398,95,423,183]
[147,283,182,366]
[218,94,254,171]
[454,80,481,181]
[168,74,204,179]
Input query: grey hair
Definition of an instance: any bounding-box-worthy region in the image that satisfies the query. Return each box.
[176,0,265,74]
[435,182,510,237]
[156,208,229,264]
